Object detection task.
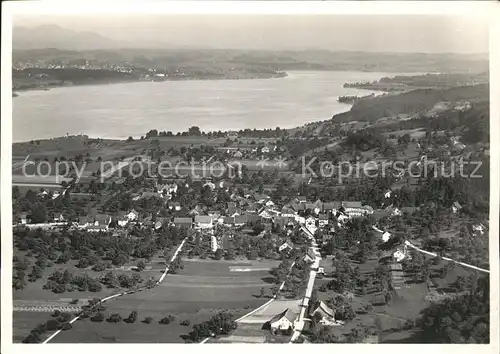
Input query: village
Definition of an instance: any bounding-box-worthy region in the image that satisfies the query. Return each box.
[11,78,490,344]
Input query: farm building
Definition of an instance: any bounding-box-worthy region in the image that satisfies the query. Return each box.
[268,309,297,333]
[173,217,193,229]
[310,300,335,322]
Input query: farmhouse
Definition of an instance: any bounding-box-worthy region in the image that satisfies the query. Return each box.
[304,248,318,264]
[173,217,193,229]
[322,201,341,214]
[305,215,317,234]
[78,216,91,228]
[451,201,463,213]
[195,215,213,230]
[126,209,139,221]
[318,214,329,227]
[268,309,296,333]
[341,201,369,217]
[19,212,29,225]
[278,240,294,253]
[95,214,111,227]
[310,300,335,319]
[211,235,218,252]
[234,215,248,227]
[281,206,297,218]
[168,202,181,211]
[53,213,65,222]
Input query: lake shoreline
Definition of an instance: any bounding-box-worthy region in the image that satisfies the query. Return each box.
[12,71,288,95]
[13,70,417,143]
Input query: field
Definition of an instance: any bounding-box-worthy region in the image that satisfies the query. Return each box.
[49,259,280,343]
[12,248,172,343]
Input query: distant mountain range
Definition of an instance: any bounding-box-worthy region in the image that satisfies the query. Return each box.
[13,25,169,50]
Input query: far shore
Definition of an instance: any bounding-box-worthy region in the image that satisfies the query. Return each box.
[12,71,288,95]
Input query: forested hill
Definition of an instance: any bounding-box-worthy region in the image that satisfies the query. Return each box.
[332,84,489,123]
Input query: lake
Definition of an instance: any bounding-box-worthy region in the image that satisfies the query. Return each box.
[13,71,412,142]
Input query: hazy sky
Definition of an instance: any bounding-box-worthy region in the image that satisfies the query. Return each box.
[13,14,489,53]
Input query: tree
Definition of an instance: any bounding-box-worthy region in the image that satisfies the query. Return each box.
[213,249,224,260]
[188,126,202,136]
[91,312,105,322]
[224,248,236,260]
[159,315,175,324]
[127,311,138,323]
[259,287,266,298]
[180,319,191,326]
[58,312,73,323]
[143,317,153,324]
[30,204,47,223]
[107,313,122,323]
[136,260,146,272]
[45,319,60,331]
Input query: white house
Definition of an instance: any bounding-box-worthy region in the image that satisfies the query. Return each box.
[281,206,297,218]
[278,241,294,253]
[471,223,486,236]
[386,206,401,216]
[382,231,392,243]
[195,215,213,230]
[261,146,270,154]
[117,216,128,227]
[127,209,139,221]
[384,190,392,199]
[52,191,61,200]
[305,216,317,234]
[38,190,49,198]
[204,182,216,190]
[451,201,462,213]
[318,214,329,228]
[265,200,275,207]
[269,309,296,332]
[296,215,306,225]
[53,213,65,222]
[310,301,335,323]
[393,249,406,262]
[211,235,218,252]
[19,212,29,225]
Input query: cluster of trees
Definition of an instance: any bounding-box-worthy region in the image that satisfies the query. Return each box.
[187,312,237,342]
[168,255,184,274]
[14,223,184,267]
[142,126,231,139]
[22,312,74,343]
[343,130,397,157]
[13,188,76,224]
[12,224,185,295]
[13,256,30,290]
[270,259,294,285]
[44,269,102,293]
[416,275,489,343]
[281,259,309,299]
[235,127,288,139]
[282,137,330,160]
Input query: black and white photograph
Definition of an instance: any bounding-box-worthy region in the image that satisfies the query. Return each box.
[1,1,498,351]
